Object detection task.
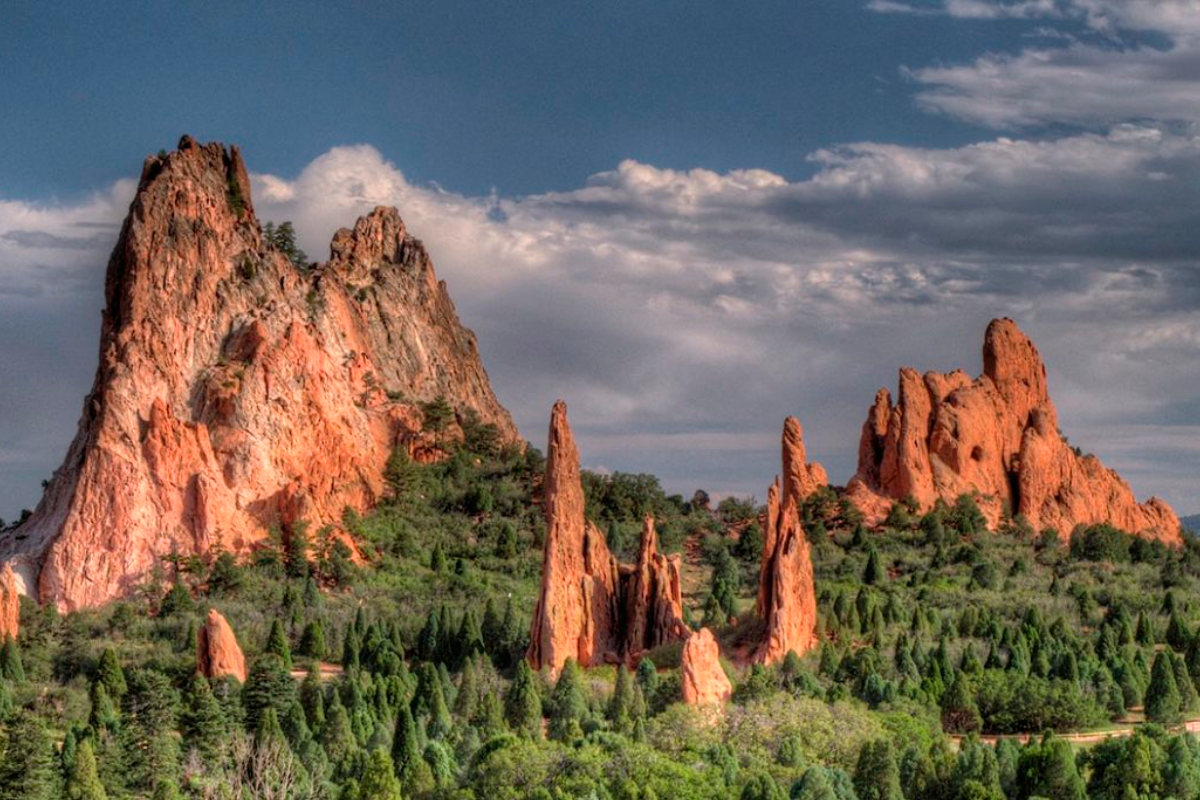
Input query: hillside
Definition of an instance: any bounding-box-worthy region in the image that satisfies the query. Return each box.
[2,416,1200,798]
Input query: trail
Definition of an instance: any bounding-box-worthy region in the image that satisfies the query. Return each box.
[956,710,1200,747]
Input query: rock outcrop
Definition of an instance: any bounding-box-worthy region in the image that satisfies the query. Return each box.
[755,416,822,664]
[196,608,247,683]
[680,628,732,705]
[528,402,687,676]
[0,136,518,610]
[622,516,687,660]
[0,563,19,641]
[846,318,1180,544]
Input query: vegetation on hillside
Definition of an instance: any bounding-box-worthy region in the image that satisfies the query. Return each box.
[2,421,1200,798]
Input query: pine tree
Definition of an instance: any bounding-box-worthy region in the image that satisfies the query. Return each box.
[320,692,358,768]
[180,673,226,764]
[265,619,294,671]
[297,621,327,660]
[740,772,786,800]
[97,648,127,699]
[1173,652,1199,713]
[1015,733,1085,800]
[1147,651,1183,723]
[360,748,403,800]
[790,767,839,800]
[853,740,903,800]
[243,653,296,732]
[637,656,660,701]
[548,659,587,742]
[0,636,25,682]
[65,738,108,800]
[862,547,886,585]
[940,670,982,733]
[455,657,479,721]
[608,665,637,734]
[88,681,119,731]
[505,660,543,739]
[392,705,435,794]
[0,710,61,800]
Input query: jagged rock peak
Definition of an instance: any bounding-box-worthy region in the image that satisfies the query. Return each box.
[755,416,821,665]
[528,403,687,676]
[0,136,519,610]
[681,628,732,706]
[846,318,1180,544]
[0,563,19,641]
[196,609,247,683]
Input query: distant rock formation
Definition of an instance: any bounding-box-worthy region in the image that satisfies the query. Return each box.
[680,628,732,705]
[0,564,19,641]
[196,609,247,683]
[755,417,822,664]
[846,318,1180,544]
[0,136,518,610]
[527,402,687,676]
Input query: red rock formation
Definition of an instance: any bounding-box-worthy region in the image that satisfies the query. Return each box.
[756,416,822,664]
[0,563,19,641]
[622,516,687,660]
[528,402,688,676]
[680,628,732,705]
[0,136,518,610]
[528,401,621,675]
[847,318,1180,544]
[196,608,247,683]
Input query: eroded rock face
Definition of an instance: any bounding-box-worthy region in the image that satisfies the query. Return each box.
[680,627,732,705]
[196,608,247,683]
[622,516,687,660]
[0,136,518,610]
[528,402,687,675]
[0,563,19,641]
[847,318,1180,544]
[755,416,822,664]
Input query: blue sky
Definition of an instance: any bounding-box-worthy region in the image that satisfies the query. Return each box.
[2,0,1199,519]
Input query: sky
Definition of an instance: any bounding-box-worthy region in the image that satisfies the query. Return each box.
[1,0,1198,520]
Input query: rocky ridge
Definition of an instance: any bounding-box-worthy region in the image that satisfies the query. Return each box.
[846,318,1180,544]
[0,136,518,610]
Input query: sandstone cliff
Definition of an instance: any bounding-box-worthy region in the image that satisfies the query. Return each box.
[0,136,518,610]
[527,402,687,676]
[846,318,1180,544]
[0,563,18,641]
[196,608,247,683]
[680,627,732,705]
[755,416,822,664]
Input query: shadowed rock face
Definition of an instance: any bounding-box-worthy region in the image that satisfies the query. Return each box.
[527,402,687,676]
[0,564,18,641]
[755,416,822,665]
[681,627,732,705]
[196,608,246,683]
[0,136,518,610]
[846,318,1180,544]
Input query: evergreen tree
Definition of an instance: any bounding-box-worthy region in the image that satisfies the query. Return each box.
[504,659,543,738]
[741,772,786,800]
[0,710,61,800]
[297,621,327,660]
[0,636,25,682]
[1146,650,1183,723]
[940,671,982,733]
[862,547,886,585]
[360,748,403,800]
[97,647,127,699]
[637,656,660,701]
[1174,651,1200,713]
[790,767,840,800]
[392,705,435,794]
[180,673,226,764]
[1016,733,1086,800]
[243,654,296,732]
[265,619,294,671]
[548,659,587,741]
[88,681,119,731]
[320,692,358,768]
[65,738,108,800]
[853,740,903,800]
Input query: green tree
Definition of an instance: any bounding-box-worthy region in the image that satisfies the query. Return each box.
[940,671,982,733]
[265,619,294,671]
[504,660,543,739]
[243,654,296,732]
[180,673,226,764]
[548,659,587,742]
[297,620,327,660]
[862,547,886,585]
[1146,651,1183,723]
[97,647,127,699]
[360,748,403,800]
[1015,733,1085,800]
[854,740,903,800]
[0,710,61,800]
[65,738,108,800]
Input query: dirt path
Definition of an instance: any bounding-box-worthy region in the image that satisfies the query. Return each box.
[957,711,1200,747]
